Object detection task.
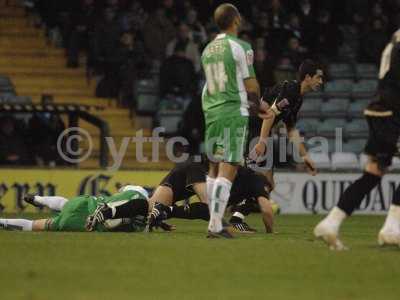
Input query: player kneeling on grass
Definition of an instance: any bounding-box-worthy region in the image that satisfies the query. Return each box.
[86,159,278,234]
[0,186,150,233]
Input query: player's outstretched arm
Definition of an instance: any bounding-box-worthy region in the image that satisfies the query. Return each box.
[257,196,274,233]
[286,125,317,176]
[251,109,275,158]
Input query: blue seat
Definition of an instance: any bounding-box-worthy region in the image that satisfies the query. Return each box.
[325,80,353,97]
[345,119,368,138]
[348,101,367,118]
[352,80,378,97]
[0,95,32,104]
[296,118,321,137]
[157,114,182,135]
[135,93,159,114]
[135,79,159,94]
[299,98,322,118]
[317,118,347,138]
[321,98,349,118]
[355,64,378,79]
[328,63,354,79]
[343,139,366,154]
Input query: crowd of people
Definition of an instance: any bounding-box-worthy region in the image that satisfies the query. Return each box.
[0,114,66,166]
[29,0,400,101]
[3,0,398,166]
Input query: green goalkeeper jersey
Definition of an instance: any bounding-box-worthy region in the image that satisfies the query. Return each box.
[50,190,147,232]
[201,33,255,125]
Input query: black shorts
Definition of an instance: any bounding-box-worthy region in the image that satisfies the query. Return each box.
[160,162,207,203]
[364,104,400,168]
[229,167,270,206]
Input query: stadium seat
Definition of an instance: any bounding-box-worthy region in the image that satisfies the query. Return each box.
[338,43,357,60]
[324,79,353,97]
[157,113,182,135]
[328,63,354,79]
[135,79,159,94]
[135,93,159,114]
[296,118,321,137]
[343,139,366,154]
[308,151,331,169]
[355,63,378,80]
[359,153,368,169]
[321,98,349,118]
[306,90,324,98]
[307,136,330,153]
[352,80,378,97]
[0,86,16,94]
[0,91,17,98]
[298,98,322,117]
[0,76,14,94]
[390,157,400,170]
[348,101,367,118]
[345,119,368,138]
[316,118,346,138]
[0,94,31,104]
[0,75,12,84]
[331,152,359,169]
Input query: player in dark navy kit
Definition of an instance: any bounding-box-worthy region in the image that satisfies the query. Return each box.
[314,30,400,250]
[87,158,276,234]
[245,60,323,224]
[250,60,323,176]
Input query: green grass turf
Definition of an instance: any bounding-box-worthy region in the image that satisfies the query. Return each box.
[0,214,399,300]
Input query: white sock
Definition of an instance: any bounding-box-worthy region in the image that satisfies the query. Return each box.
[206,176,215,205]
[0,219,33,231]
[381,205,400,233]
[34,196,68,211]
[208,177,232,233]
[323,206,347,232]
[233,212,245,220]
[206,176,215,213]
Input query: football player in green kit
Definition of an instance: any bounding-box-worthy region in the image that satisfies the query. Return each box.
[201,3,266,238]
[0,185,149,233]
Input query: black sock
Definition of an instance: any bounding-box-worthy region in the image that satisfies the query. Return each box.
[392,185,400,206]
[337,172,381,216]
[108,199,149,219]
[171,202,210,221]
[229,216,243,223]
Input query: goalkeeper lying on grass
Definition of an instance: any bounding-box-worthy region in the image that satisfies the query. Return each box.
[0,186,151,232]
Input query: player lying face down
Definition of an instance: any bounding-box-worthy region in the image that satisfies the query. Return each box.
[87,160,277,234]
[0,186,150,233]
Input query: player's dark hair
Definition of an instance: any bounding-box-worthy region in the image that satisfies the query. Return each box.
[298,59,319,81]
[214,3,240,31]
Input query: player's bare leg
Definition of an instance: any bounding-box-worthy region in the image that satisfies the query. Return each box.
[193,182,207,203]
[149,185,174,210]
[257,196,274,233]
[0,218,49,231]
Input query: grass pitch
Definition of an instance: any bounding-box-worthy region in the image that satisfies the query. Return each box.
[0,214,399,300]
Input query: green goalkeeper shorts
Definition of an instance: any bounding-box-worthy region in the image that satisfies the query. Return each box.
[49,196,105,232]
[204,116,248,164]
